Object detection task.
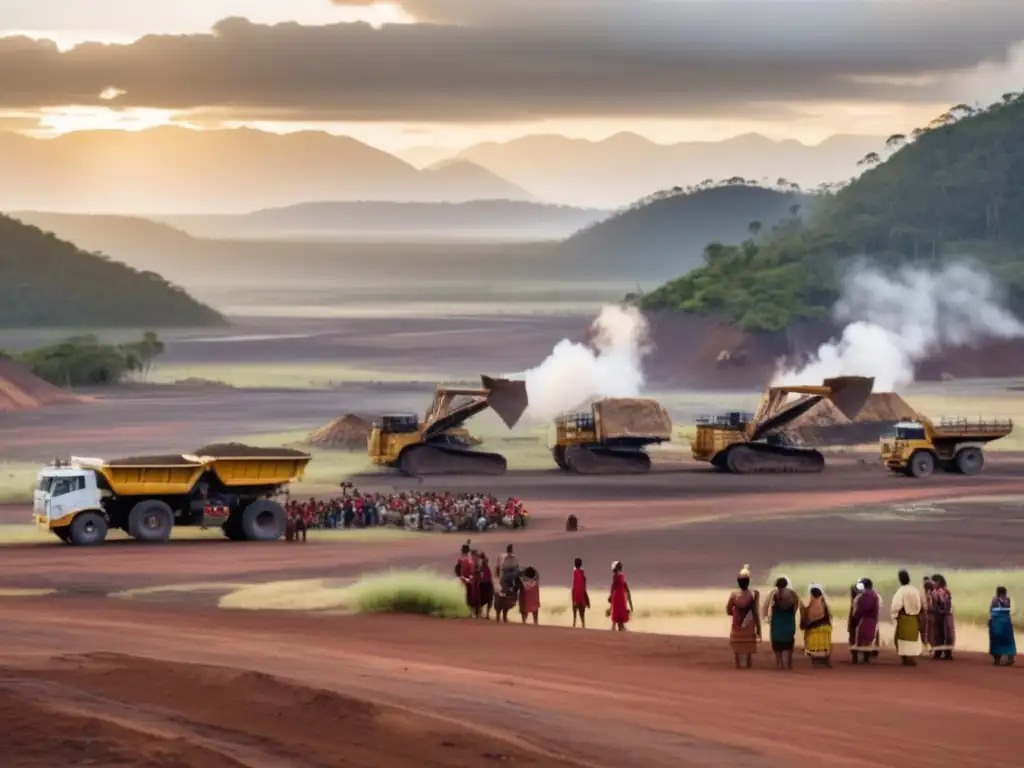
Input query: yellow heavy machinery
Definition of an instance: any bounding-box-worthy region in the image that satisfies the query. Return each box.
[691,376,874,473]
[880,417,1013,477]
[552,397,672,474]
[367,375,528,476]
[32,443,311,546]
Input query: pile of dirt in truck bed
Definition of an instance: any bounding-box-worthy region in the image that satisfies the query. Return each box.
[785,392,923,446]
[193,443,311,458]
[105,454,203,466]
[0,355,84,412]
[306,414,372,450]
[594,398,673,440]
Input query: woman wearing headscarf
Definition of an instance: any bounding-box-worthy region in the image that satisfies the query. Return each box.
[848,578,880,664]
[763,575,798,670]
[989,586,1016,666]
[608,561,632,631]
[726,565,761,668]
[928,573,955,660]
[800,584,833,667]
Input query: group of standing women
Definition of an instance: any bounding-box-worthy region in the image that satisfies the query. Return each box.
[727,565,1017,667]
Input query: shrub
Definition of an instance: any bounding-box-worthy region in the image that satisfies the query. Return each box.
[346,569,470,618]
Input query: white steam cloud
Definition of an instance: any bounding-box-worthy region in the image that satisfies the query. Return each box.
[774,262,1024,391]
[511,304,651,421]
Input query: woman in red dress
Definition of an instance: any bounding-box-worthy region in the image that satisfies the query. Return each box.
[572,558,590,628]
[458,544,480,618]
[609,561,633,630]
[478,552,494,620]
[519,566,541,624]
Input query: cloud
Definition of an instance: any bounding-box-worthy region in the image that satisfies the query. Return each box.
[2,2,1024,122]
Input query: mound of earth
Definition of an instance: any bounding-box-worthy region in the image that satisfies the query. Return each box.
[0,355,83,412]
[306,414,372,450]
[785,392,923,446]
[193,443,311,458]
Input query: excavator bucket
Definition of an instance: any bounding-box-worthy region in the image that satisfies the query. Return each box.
[481,375,529,428]
[822,376,875,421]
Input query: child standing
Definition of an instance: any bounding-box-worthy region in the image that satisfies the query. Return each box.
[572,558,590,628]
[519,566,541,625]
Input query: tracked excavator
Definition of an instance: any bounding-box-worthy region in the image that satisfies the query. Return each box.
[366,375,528,476]
[552,398,672,474]
[691,376,874,473]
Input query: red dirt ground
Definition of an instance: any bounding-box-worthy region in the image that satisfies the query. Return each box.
[3,478,1024,766]
[1,598,1020,768]
[4,478,1024,592]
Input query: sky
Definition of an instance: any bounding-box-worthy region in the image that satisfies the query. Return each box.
[2,0,1024,153]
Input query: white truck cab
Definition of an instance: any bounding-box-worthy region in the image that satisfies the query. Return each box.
[34,460,104,533]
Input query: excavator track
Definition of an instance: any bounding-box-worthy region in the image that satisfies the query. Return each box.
[551,446,569,470]
[720,443,824,474]
[397,443,507,477]
[562,445,652,475]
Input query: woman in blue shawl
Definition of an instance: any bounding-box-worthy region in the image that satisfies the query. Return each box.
[989,586,1016,666]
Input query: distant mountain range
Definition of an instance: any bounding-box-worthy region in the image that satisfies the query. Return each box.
[0,127,884,213]
[14,182,810,287]
[0,127,534,213]
[452,132,883,208]
[154,200,608,240]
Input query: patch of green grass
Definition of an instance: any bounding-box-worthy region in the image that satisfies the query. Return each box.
[149,362,452,389]
[0,462,38,504]
[345,569,470,618]
[768,561,1024,627]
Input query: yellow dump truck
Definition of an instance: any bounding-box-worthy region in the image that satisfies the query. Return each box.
[33,443,311,546]
[881,417,1013,477]
[552,398,672,473]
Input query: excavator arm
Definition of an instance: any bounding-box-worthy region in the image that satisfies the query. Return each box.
[421,376,528,440]
[749,376,874,442]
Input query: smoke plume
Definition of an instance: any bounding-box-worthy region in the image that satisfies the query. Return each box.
[774,262,1024,391]
[512,304,651,421]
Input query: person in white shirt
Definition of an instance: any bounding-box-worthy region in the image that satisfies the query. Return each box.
[890,569,924,665]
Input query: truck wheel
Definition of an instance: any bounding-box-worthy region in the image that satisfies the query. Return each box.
[68,511,108,546]
[128,499,174,543]
[240,500,286,542]
[54,528,71,543]
[954,447,984,475]
[907,450,935,478]
[221,512,245,541]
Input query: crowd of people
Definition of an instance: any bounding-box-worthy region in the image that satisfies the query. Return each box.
[282,486,528,539]
[452,552,1017,666]
[730,565,1017,669]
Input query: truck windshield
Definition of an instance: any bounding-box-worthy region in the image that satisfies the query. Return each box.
[51,476,85,497]
[36,477,52,493]
[896,426,926,440]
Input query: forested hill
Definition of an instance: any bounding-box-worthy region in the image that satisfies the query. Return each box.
[559,183,807,280]
[0,214,225,327]
[633,93,1024,331]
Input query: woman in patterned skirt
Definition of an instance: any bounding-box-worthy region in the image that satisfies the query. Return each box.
[726,565,761,669]
[801,584,833,667]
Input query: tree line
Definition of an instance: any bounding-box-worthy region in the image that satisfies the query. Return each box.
[631,92,1024,332]
[5,332,166,387]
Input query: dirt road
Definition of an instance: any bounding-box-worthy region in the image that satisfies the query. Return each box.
[1,597,1019,768]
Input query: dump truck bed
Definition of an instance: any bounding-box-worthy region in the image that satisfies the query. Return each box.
[930,417,1013,441]
[594,398,672,441]
[75,455,207,496]
[74,446,312,496]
